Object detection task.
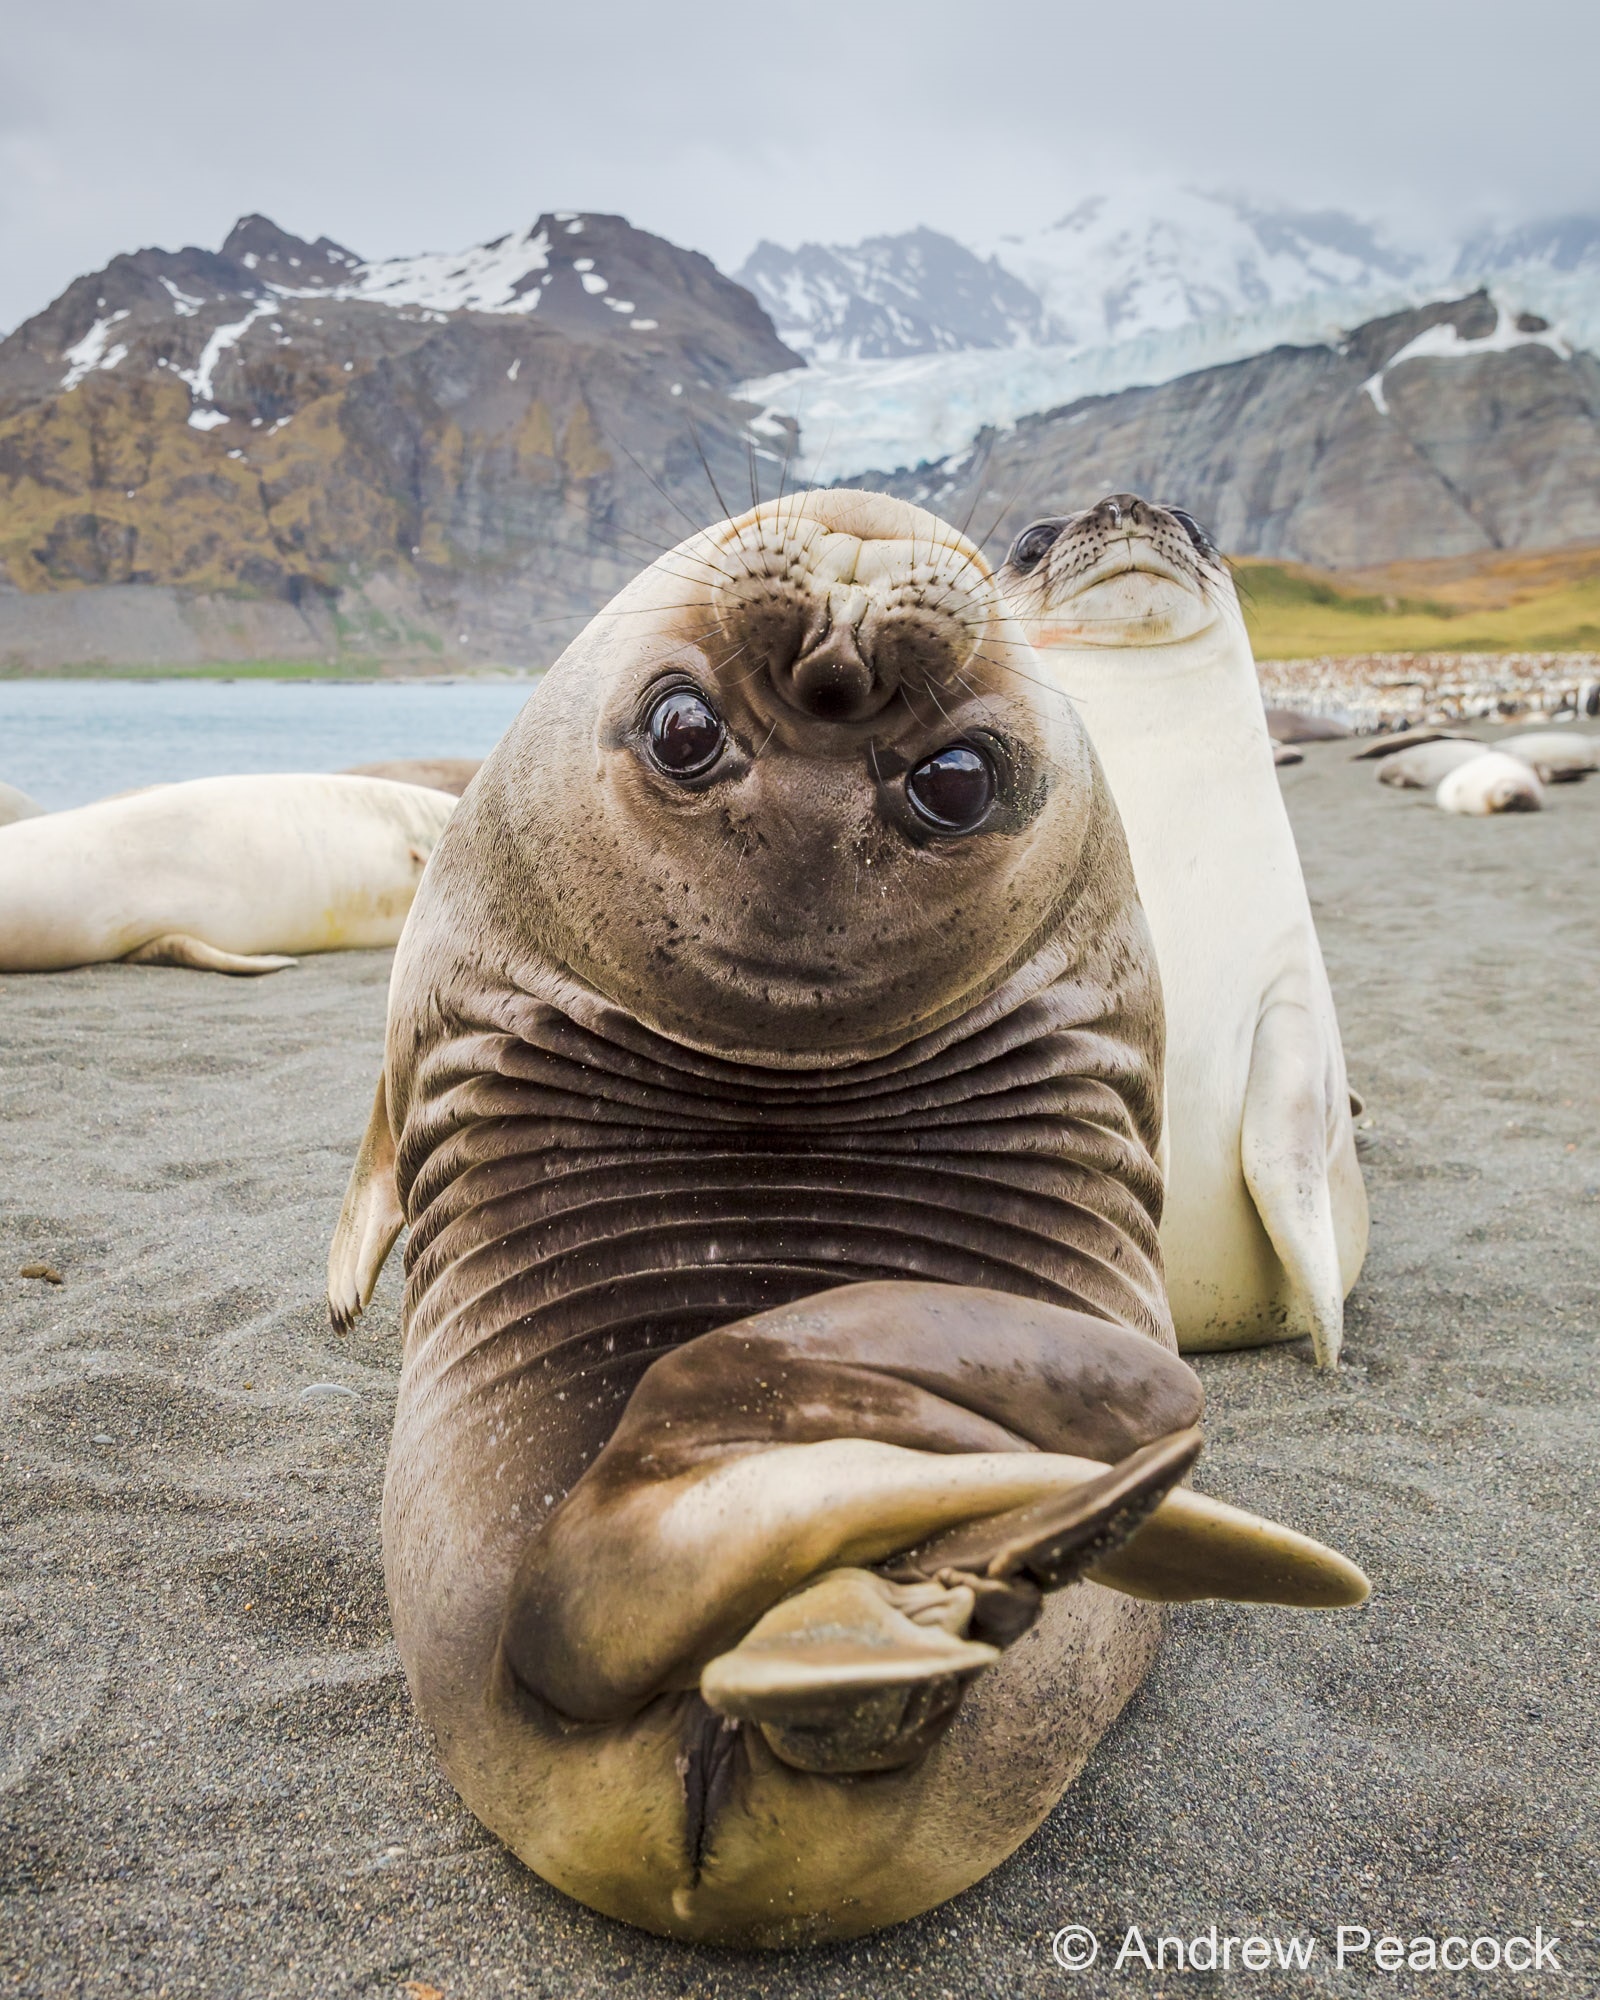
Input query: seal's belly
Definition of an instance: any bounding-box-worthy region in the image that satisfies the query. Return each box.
[396,994,1171,1496]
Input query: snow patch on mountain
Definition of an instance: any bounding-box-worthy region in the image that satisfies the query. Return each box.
[60,312,131,390]
[1363,300,1571,414]
[328,225,553,314]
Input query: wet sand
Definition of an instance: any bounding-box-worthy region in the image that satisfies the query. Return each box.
[2,737,1596,1997]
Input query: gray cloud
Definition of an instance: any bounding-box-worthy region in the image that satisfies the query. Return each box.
[2,0,1596,330]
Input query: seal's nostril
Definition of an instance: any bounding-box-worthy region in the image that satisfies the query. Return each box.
[779,615,893,722]
[789,649,878,721]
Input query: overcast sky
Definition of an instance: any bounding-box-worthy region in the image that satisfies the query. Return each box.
[3,0,1596,330]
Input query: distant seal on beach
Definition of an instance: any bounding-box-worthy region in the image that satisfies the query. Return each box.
[1351,727,1476,761]
[1437,750,1544,815]
[1272,741,1304,767]
[0,773,456,974]
[999,494,1368,1369]
[1495,731,1598,783]
[1265,708,1350,744]
[342,757,482,796]
[1376,740,1487,789]
[326,489,1366,1948]
[0,780,44,827]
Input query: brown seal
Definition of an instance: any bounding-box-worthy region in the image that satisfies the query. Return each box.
[328,489,1367,1948]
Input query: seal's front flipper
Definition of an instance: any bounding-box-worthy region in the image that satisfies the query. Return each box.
[700,1432,1204,1774]
[327,1070,403,1331]
[123,932,297,975]
[701,1569,999,1772]
[1241,999,1346,1369]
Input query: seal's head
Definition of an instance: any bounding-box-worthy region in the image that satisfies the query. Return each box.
[998,493,1234,649]
[444,489,1119,1064]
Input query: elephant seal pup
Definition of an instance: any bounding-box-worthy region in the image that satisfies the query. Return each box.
[0,773,456,974]
[1437,750,1544,815]
[342,757,482,796]
[0,779,44,826]
[1272,741,1304,767]
[1377,740,1487,788]
[1496,731,1598,783]
[1264,707,1350,744]
[998,495,1368,1369]
[327,489,1367,1948]
[1351,726,1476,760]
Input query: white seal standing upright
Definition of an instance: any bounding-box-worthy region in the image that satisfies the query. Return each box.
[0,773,458,974]
[999,494,1368,1368]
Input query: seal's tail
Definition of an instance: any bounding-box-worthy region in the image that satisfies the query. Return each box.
[497,1282,1368,1776]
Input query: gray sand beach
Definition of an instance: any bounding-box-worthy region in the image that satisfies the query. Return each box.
[2,737,1596,1997]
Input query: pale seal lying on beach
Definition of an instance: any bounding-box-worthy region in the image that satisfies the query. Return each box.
[0,779,44,826]
[1351,727,1475,761]
[0,773,456,974]
[1265,708,1350,744]
[1272,741,1305,767]
[998,494,1368,1369]
[1496,731,1598,783]
[1437,750,1544,816]
[342,757,482,796]
[327,489,1366,1947]
[1377,740,1488,788]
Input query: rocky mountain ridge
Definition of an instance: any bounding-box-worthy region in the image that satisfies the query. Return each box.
[6,205,1600,671]
[0,212,799,667]
[865,293,1600,569]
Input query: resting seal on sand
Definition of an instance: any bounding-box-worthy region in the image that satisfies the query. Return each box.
[0,773,456,974]
[1437,751,1543,815]
[1495,731,1598,783]
[0,779,44,827]
[327,490,1367,1947]
[342,758,482,796]
[1377,740,1488,789]
[998,495,1368,1369]
[1264,708,1350,744]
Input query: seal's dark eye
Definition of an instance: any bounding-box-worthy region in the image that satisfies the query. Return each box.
[1006,522,1062,573]
[1165,507,1217,558]
[905,745,995,833]
[646,688,725,778]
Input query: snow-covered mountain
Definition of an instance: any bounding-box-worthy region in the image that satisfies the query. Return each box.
[979,189,1422,349]
[736,188,1600,477]
[738,190,1427,364]
[735,227,1054,361]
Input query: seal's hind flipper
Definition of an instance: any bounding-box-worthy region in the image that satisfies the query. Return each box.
[327,1070,404,1332]
[123,932,297,975]
[897,1428,1202,1601]
[1091,1484,1369,1608]
[1241,998,1347,1369]
[701,1569,999,1772]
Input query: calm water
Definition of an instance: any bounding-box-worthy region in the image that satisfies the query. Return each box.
[0,679,539,810]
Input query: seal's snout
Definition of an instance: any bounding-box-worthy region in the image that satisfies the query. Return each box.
[1087,493,1156,534]
[784,590,896,722]
[706,492,995,729]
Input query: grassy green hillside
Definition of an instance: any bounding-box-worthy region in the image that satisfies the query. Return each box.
[1238,545,1600,658]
